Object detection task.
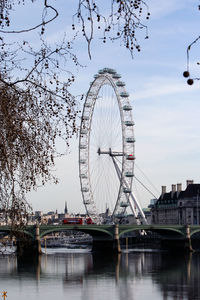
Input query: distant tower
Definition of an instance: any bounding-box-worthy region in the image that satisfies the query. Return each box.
[64,201,68,214]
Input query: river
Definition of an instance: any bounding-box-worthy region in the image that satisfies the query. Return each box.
[0,247,200,300]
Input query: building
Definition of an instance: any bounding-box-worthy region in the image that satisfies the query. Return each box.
[64,201,68,214]
[151,180,200,225]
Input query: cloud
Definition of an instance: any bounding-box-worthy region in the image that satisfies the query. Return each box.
[147,0,190,20]
[131,77,200,101]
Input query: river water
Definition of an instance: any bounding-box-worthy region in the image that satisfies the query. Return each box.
[1,247,200,300]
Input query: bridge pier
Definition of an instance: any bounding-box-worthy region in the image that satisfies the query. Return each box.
[92,224,121,253]
[16,225,42,256]
[16,239,42,256]
[161,225,193,253]
[184,225,193,252]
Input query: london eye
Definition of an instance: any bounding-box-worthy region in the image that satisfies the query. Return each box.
[79,68,147,224]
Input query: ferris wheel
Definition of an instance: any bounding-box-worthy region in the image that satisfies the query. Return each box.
[79,68,147,224]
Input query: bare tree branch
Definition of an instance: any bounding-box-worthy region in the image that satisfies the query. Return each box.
[73,0,150,58]
[0,0,58,34]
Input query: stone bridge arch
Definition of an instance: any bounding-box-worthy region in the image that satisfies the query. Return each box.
[118,225,185,238]
[0,227,34,239]
[39,225,119,253]
[39,225,114,239]
[190,228,200,237]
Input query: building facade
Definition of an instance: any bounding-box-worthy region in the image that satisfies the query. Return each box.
[151,180,200,225]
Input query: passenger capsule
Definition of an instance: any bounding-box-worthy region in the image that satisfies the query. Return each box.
[107,68,116,74]
[112,73,121,79]
[120,202,129,207]
[98,69,104,74]
[84,199,90,204]
[81,187,89,192]
[126,137,135,143]
[124,121,134,126]
[120,92,129,97]
[126,154,135,160]
[103,67,109,73]
[116,81,126,87]
[80,159,87,164]
[123,105,132,111]
[125,171,134,177]
[80,173,87,178]
[123,187,131,193]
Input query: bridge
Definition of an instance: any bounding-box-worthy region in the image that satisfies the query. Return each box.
[1,224,200,255]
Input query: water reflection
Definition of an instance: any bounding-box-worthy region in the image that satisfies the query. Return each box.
[0,250,200,300]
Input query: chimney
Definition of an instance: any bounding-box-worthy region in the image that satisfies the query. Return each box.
[177,183,182,193]
[161,186,166,195]
[171,184,176,193]
[186,180,194,187]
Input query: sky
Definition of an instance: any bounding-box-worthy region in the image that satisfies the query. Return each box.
[7,0,200,214]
